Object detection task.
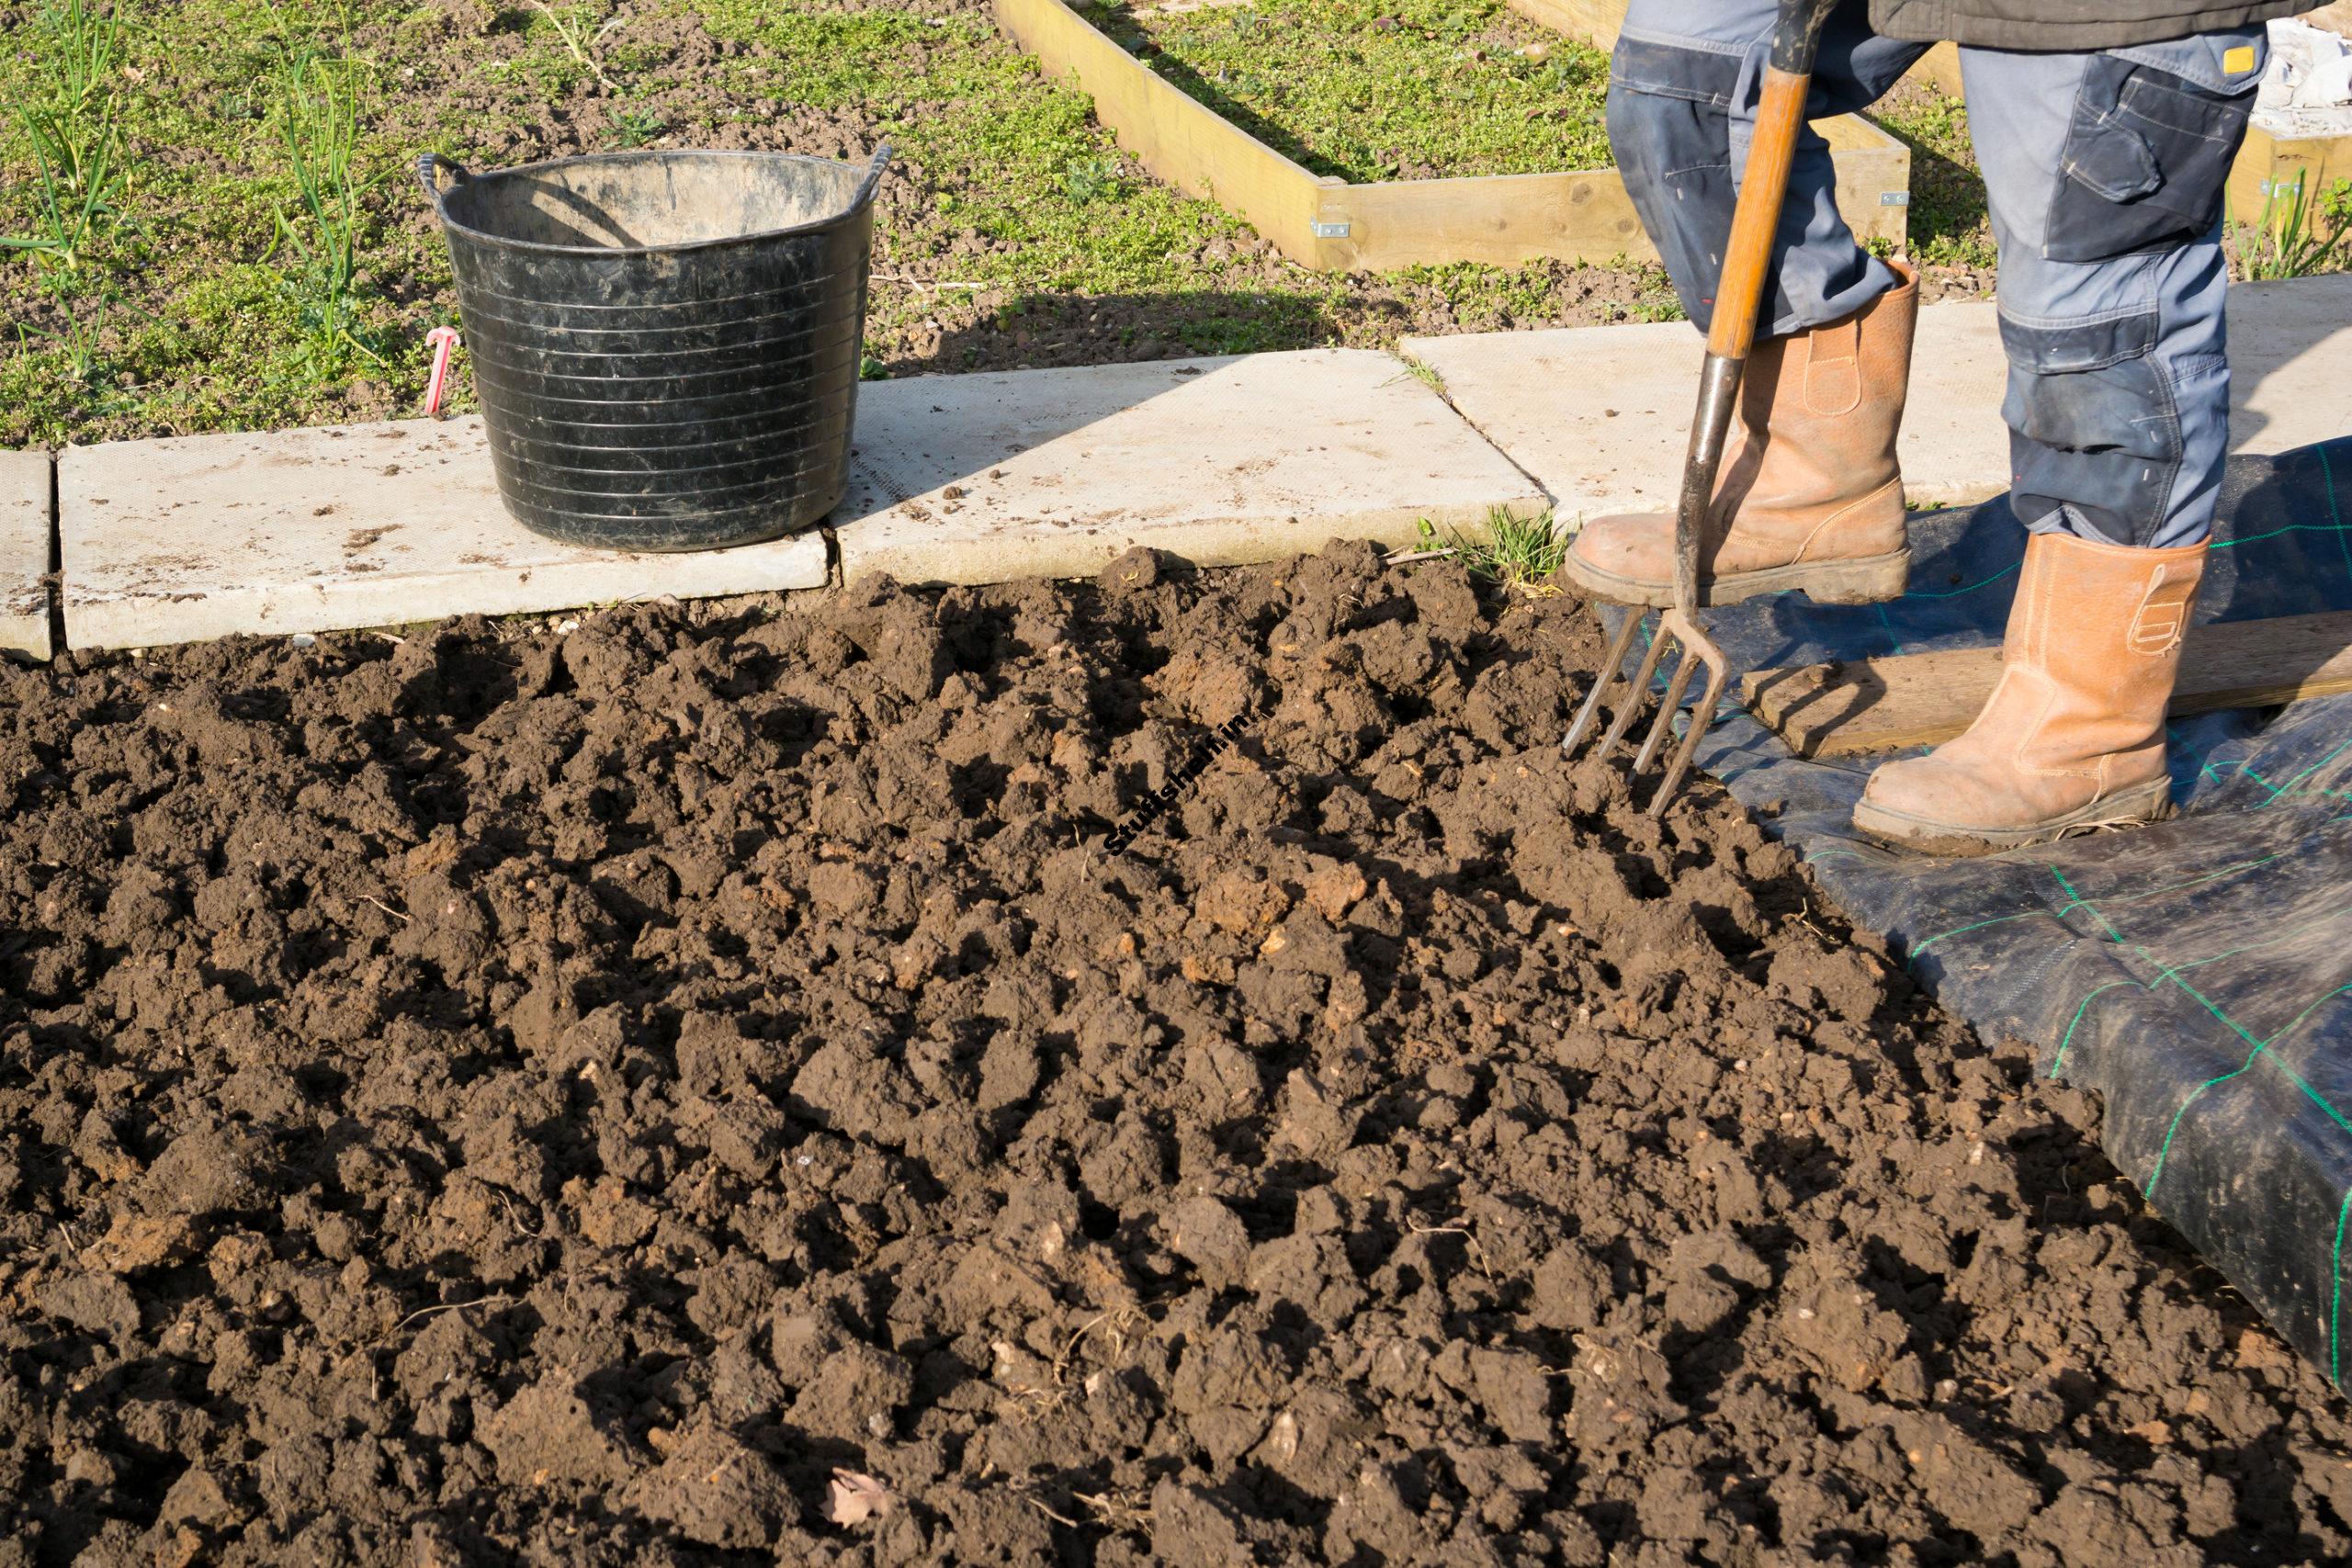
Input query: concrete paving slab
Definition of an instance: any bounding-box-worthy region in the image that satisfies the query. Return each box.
[834,350,1548,585]
[1405,273,2352,525]
[2,449,51,662]
[58,418,831,652]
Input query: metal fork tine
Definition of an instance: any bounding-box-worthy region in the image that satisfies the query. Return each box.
[1561,609,1647,756]
[1632,647,1701,773]
[1646,610,1734,816]
[1595,621,1674,758]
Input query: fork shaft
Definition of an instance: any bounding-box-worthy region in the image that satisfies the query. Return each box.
[1677,62,1815,611]
[1673,355,1742,614]
[1641,27,1825,810]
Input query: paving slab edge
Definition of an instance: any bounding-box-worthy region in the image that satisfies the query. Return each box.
[59,558,841,656]
[2,449,56,665]
[29,347,1559,655]
[30,272,2344,659]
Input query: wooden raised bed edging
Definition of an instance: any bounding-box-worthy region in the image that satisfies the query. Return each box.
[994,0,1912,272]
[2229,119,2352,233]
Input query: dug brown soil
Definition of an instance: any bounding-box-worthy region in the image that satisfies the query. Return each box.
[5,544,2349,1565]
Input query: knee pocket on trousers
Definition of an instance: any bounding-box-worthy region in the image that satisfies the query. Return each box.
[1999,310,2184,546]
[1605,38,1740,184]
[1606,38,1747,327]
[2047,54,2256,263]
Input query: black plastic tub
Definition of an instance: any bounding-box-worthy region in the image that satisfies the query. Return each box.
[419,146,889,552]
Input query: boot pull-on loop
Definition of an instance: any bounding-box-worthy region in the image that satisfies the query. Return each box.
[1802,314,1863,416]
[2128,563,2196,654]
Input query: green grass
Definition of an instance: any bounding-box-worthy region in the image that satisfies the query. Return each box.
[691,2,1292,299]
[1867,81,1996,271]
[0,0,1688,451]
[0,0,453,446]
[1419,507,1568,593]
[1085,0,1612,184]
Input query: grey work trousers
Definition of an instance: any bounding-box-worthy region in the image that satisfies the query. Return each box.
[1608,0,2269,547]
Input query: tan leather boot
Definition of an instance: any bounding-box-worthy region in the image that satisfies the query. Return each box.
[1853,530,2206,855]
[1561,262,1917,608]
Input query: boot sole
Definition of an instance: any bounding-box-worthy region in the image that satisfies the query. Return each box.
[1558,546,1911,609]
[1851,775,2172,858]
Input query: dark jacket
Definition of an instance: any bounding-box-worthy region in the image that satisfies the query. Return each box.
[1871,0,2326,49]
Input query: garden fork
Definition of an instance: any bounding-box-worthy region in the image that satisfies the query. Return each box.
[1561,0,1843,815]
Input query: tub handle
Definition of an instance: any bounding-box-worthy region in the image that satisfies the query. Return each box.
[417,152,471,208]
[853,142,894,209]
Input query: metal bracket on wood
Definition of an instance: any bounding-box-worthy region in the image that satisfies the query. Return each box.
[1310,220,1352,238]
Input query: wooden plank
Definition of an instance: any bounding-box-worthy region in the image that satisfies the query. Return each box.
[1322,168,1647,271]
[1742,613,2352,759]
[2227,120,2352,240]
[1818,114,1913,249]
[993,0,1334,267]
[997,0,1910,271]
[1322,118,1905,268]
[1909,41,1964,96]
[1502,0,1623,48]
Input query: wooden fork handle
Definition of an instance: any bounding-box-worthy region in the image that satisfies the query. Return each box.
[1673,0,1840,613]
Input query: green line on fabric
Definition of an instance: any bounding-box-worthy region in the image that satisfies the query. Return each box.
[2166,720,2228,789]
[1872,601,1902,657]
[1901,560,2018,601]
[2205,520,2352,550]
[2262,737,2352,810]
[2144,910,2349,987]
[2050,980,2140,1078]
[2144,984,2352,1196]
[2048,865,2123,942]
[1910,909,2041,962]
[2147,1055,2264,1193]
[2238,762,2290,802]
[2046,905,2345,1078]
[1908,853,2284,964]
[2214,757,2352,808]
[2145,960,2352,1144]
[2334,1188,2352,1387]
[2322,442,2350,591]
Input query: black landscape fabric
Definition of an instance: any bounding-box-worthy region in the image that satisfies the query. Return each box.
[1670,438,2352,1388]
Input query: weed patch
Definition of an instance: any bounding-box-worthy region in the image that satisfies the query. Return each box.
[271,43,390,373]
[1419,506,1567,593]
[2230,174,2352,281]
